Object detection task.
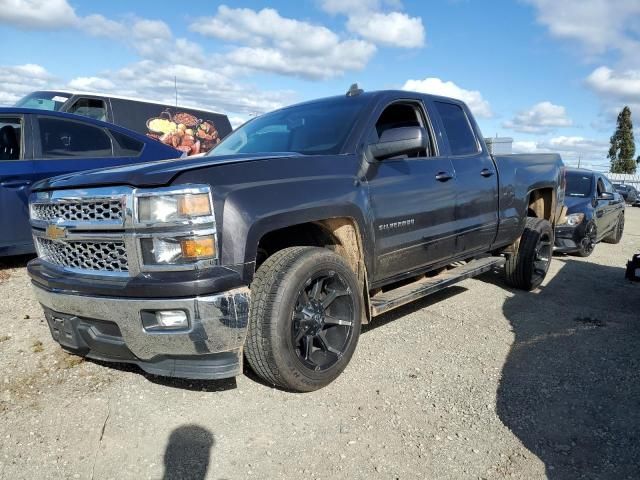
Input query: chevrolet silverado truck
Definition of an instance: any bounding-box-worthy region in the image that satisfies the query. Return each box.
[28,88,565,392]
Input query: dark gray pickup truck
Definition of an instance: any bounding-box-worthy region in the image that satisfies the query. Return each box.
[28,88,565,391]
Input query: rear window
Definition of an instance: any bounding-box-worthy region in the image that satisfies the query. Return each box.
[38,117,113,159]
[110,130,145,157]
[434,102,479,156]
[566,172,593,197]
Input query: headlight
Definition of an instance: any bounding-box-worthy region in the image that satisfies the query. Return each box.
[140,235,216,265]
[137,188,212,223]
[565,213,585,226]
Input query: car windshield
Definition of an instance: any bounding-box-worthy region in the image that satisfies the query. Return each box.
[566,172,593,197]
[15,91,70,111]
[209,97,367,156]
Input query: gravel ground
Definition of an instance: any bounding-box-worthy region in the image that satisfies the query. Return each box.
[1,209,639,480]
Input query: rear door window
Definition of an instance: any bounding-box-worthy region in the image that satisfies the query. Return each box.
[37,117,113,159]
[434,101,479,156]
[67,98,107,121]
[0,117,22,161]
[110,130,145,157]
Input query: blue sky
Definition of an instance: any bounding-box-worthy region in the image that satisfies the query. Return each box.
[2,0,640,170]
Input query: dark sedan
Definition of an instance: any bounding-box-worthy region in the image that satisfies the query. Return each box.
[0,108,181,256]
[614,183,640,206]
[555,169,625,257]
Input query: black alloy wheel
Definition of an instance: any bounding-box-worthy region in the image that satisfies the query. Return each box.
[532,229,553,282]
[291,271,355,372]
[245,246,363,392]
[576,222,597,257]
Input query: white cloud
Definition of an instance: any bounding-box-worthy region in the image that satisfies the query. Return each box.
[80,14,127,39]
[190,6,377,79]
[402,77,492,118]
[586,66,640,103]
[90,60,294,117]
[0,63,54,105]
[321,0,384,14]
[524,0,640,60]
[67,76,116,91]
[512,141,538,154]
[0,0,77,29]
[320,0,425,49]
[513,136,610,169]
[503,101,573,134]
[347,12,425,48]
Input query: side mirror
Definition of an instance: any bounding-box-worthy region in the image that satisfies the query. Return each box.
[598,192,615,201]
[368,126,428,161]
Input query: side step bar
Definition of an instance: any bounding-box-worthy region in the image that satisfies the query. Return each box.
[370,256,505,317]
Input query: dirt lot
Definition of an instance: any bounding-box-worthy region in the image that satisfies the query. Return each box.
[1,210,639,480]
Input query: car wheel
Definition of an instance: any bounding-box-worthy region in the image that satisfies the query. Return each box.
[603,213,624,244]
[504,217,554,291]
[574,221,597,257]
[245,246,363,392]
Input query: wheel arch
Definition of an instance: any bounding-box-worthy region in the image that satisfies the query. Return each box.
[249,212,372,323]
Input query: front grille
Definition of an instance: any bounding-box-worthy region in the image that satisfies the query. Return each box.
[36,237,128,273]
[31,200,123,223]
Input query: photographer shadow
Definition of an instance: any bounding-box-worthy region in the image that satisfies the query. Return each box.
[162,424,215,480]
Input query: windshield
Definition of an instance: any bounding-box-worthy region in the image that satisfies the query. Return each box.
[209,97,367,156]
[566,172,593,197]
[15,91,70,111]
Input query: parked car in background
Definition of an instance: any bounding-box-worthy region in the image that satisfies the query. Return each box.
[614,183,640,206]
[0,107,181,256]
[28,88,565,391]
[15,90,232,156]
[555,169,625,257]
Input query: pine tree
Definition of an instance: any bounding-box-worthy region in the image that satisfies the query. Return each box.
[608,106,636,173]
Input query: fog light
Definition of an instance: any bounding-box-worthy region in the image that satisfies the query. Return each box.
[157,310,188,328]
[142,310,189,331]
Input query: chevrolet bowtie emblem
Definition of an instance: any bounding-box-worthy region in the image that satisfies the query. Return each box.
[46,224,66,240]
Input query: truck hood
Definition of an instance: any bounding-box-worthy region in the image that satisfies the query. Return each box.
[32,152,302,191]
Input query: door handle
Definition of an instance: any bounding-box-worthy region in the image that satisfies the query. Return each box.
[0,180,32,188]
[480,168,495,178]
[435,171,453,182]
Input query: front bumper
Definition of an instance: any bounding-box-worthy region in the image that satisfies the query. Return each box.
[554,223,586,253]
[33,285,251,379]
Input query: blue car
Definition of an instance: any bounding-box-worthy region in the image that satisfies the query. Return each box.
[0,108,181,256]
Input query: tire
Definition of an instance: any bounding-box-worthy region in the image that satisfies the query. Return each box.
[573,221,597,257]
[603,213,624,244]
[504,217,554,291]
[245,247,363,392]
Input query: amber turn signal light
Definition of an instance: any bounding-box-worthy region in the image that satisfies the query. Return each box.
[180,236,216,260]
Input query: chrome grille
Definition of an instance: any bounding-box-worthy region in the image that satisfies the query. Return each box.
[36,237,128,273]
[31,200,123,223]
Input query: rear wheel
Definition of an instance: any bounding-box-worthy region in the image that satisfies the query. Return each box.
[574,221,597,257]
[504,217,554,291]
[245,247,363,392]
[603,213,624,244]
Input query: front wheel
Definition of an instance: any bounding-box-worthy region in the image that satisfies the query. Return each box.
[245,247,363,392]
[504,217,554,291]
[574,221,597,257]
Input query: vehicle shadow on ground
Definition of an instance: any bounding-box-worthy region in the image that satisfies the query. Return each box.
[162,424,216,480]
[90,359,238,392]
[0,254,35,270]
[242,285,470,391]
[361,285,468,334]
[484,258,640,479]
